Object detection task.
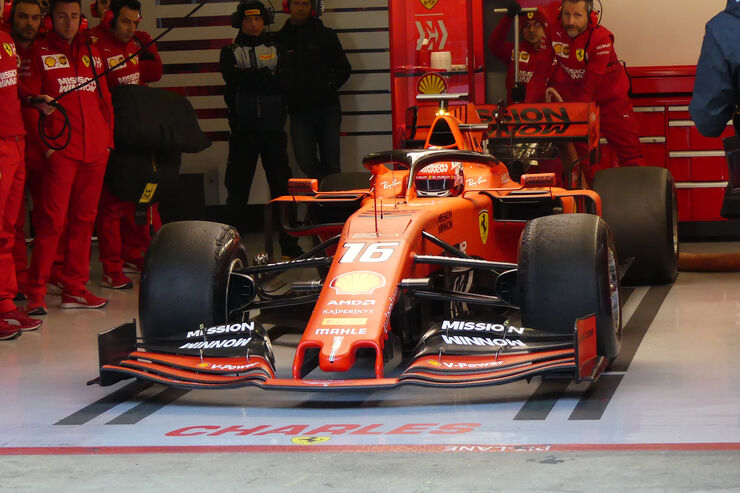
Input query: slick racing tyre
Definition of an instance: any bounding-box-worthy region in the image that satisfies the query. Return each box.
[592,166,678,285]
[139,221,248,350]
[519,214,621,360]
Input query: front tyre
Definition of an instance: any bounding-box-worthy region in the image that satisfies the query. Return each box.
[139,221,248,349]
[518,214,621,360]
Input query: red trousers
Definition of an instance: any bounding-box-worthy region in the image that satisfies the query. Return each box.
[121,202,160,263]
[97,189,161,276]
[574,96,645,183]
[599,97,645,167]
[0,137,26,313]
[26,152,107,298]
[13,146,45,288]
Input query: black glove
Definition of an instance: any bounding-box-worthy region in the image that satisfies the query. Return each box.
[506,2,522,17]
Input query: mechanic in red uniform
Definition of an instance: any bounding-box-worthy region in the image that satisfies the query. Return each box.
[89,0,162,274]
[533,0,644,168]
[9,0,47,296]
[0,0,43,338]
[91,0,145,288]
[22,0,114,314]
[488,4,553,103]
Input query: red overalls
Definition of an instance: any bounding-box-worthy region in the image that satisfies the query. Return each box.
[539,17,644,167]
[0,31,27,313]
[21,30,114,302]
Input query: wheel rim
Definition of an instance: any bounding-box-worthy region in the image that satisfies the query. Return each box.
[225,257,245,321]
[607,246,620,334]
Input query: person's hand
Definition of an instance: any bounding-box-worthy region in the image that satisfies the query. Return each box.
[31,95,56,116]
[506,2,522,17]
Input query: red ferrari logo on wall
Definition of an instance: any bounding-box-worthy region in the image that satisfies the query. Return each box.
[419,0,440,9]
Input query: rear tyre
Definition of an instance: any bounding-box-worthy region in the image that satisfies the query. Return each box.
[139,221,248,348]
[592,167,678,285]
[519,214,621,360]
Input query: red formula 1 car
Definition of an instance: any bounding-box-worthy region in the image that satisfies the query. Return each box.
[93,95,678,392]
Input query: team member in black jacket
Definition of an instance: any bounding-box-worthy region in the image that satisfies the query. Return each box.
[220,0,301,258]
[275,0,351,182]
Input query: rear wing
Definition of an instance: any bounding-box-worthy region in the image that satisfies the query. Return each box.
[480,102,600,150]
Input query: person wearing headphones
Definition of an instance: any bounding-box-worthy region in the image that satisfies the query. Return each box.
[220,0,302,259]
[21,0,114,314]
[532,0,644,170]
[89,0,161,275]
[275,0,351,183]
[488,5,554,104]
[0,0,44,338]
[90,0,149,288]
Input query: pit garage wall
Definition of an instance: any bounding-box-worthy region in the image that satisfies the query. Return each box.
[115,0,726,206]
[124,0,393,205]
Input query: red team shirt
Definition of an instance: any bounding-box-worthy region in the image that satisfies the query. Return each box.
[0,30,26,139]
[92,28,140,87]
[541,13,630,104]
[22,30,114,162]
[488,15,553,103]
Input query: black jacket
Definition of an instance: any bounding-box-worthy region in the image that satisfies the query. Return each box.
[690,0,740,138]
[220,31,287,131]
[274,17,352,113]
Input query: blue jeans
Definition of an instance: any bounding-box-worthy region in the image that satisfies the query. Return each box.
[289,102,342,183]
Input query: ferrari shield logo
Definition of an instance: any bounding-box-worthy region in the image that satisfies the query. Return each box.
[3,43,13,57]
[82,55,91,67]
[576,49,585,62]
[479,209,489,245]
[292,436,332,445]
[419,0,439,9]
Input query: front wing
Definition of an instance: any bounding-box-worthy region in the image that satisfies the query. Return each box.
[93,316,607,391]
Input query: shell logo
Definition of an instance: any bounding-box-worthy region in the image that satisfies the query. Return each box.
[44,56,57,68]
[428,359,441,367]
[416,72,447,95]
[196,362,210,369]
[330,271,386,295]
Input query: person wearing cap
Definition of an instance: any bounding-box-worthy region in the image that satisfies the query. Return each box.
[275,0,351,183]
[488,4,553,103]
[220,0,302,259]
[531,0,644,169]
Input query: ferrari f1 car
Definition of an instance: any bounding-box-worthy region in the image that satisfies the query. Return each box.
[93,95,678,391]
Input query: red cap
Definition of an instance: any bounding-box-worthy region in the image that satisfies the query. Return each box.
[521,8,548,28]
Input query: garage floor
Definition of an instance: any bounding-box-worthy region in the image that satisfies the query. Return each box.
[1,239,739,491]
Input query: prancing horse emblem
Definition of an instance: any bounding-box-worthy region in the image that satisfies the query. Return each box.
[419,0,440,9]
